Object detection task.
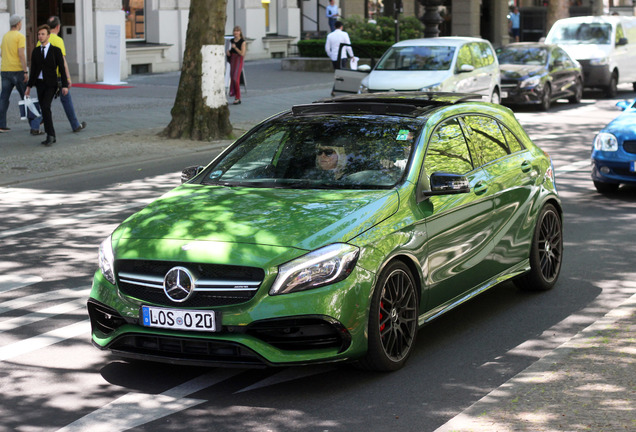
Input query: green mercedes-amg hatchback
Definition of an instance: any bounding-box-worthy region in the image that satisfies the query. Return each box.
[88,93,562,371]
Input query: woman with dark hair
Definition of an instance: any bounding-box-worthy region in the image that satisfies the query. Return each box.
[226,26,246,105]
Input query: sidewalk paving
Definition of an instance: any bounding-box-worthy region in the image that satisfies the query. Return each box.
[1,59,634,431]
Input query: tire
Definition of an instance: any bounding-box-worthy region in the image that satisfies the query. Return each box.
[515,204,563,291]
[540,84,551,111]
[632,82,636,92]
[358,261,418,372]
[606,73,618,98]
[568,79,583,104]
[490,88,501,105]
[594,180,619,194]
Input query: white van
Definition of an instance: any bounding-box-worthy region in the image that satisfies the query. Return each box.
[358,37,502,103]
[545,15,636,97]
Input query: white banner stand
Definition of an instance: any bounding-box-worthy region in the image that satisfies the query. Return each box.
[99,24,127,85]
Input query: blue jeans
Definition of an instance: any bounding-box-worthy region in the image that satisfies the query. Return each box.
[58,81,80,131]
[0,71,41,130]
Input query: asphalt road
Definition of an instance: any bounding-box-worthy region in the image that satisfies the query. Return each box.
[1,79,635,431]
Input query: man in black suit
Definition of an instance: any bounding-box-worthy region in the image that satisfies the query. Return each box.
[25,24,68,146]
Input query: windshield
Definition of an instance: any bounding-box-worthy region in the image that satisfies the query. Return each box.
[497,47,548,66]
[548,22,612,45]
[200,115,421,189]
[376,46,456,71]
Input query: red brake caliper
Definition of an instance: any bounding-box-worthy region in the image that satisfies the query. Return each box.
[379,301,385,332]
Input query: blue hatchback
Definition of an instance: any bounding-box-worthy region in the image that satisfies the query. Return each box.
[591,100,636,193]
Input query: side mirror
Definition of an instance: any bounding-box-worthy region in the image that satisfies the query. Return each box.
[358,64,371,72]
[424,172,471,196]
[181,165,204,183]
[617,37,628,46]
[458,64,475,73]
[616,100,632,111]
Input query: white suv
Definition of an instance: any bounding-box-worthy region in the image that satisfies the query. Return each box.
[359,37,502,103]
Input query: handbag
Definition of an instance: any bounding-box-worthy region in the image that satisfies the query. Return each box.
[18,97,42,120]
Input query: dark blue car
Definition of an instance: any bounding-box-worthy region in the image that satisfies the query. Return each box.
[591,99,636,193]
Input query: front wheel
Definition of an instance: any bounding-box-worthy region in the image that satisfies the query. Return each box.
[358,261,418,372]
[490,89,501,104]
[606,73,618,98]
[568,79,583,104]
[594,180,619,194]
[540,85,551,111]
[515,204,563,291]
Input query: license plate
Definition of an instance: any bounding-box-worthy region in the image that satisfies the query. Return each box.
[141,305,218,332]
[631,161,636,172]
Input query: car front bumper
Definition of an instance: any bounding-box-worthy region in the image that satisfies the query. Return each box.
[87,266,375,367]
[591,156,636,184]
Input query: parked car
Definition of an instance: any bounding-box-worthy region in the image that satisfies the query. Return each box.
[497,42,583,111]
[591,99,636,193]
[89,93,563,372]
[359,37,502,103]
[545,15,636,98]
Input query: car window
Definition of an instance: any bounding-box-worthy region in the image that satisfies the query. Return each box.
[424,118,474,175]
[462,115,509,166]
[455,44,474,72]
[376,46,456,71]
[499,124,524,153]
[203,115,421,189]
[549,22,612,44]
[479,42,496,67]
[499,46,548,66]
[552,47,571,67]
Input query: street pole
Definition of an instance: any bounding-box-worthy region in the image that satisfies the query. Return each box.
[420,0,444,38]
[394,0,402,43]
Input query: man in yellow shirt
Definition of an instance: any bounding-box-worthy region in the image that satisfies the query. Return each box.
[0,15,43,133]
[36,16,86,133]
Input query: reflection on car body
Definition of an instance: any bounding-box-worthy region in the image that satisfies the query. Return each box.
[591,99,636,193]
[88,93,563,372]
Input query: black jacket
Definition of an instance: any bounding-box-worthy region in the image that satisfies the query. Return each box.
[27,43,68,89]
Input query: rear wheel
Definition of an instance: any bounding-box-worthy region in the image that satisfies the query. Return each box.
[358,261,418,371]
[515,204,563,291]
[540,85,551,111]
[594,181,619,194]
[568,79,583,104]
[606,73,618,98]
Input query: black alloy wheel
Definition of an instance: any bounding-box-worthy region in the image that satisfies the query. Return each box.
[606,73,618,98]
[515,203,563,291]
[594,180,620,194]
[568,79,583,104]
[358,261,418,371]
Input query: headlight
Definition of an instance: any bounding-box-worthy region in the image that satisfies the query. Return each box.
[520,76,541,88]
[98,235,116,284]
[269,243,360,295]
[593,132,618,151]
[358,84,369,94]
[590,57,609,66]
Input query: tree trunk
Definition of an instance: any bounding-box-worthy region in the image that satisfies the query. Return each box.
[546,0,569,36]
[162,0,232,141]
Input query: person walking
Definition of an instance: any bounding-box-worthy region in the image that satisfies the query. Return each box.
[326,0,339,33]
[325,21,353,70]
[509,7,521,42]
[0,15,44,134]
[226,26,246,105]
[37,16,86,133]
[25,25,69,146]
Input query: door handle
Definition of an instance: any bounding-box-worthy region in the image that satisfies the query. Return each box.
[474,181,488,195]
[335,77,344,81]
[521,161,533,173]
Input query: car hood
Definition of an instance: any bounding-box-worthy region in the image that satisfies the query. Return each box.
[500,64,545,80]
[555,44,610,61]
[603,111,636,139]
[113,185,399,252]
[365,70,451,91]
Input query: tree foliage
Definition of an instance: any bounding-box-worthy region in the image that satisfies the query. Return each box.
[162,0,232,141]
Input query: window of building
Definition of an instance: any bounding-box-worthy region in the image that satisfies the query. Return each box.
[123,0,145,40]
